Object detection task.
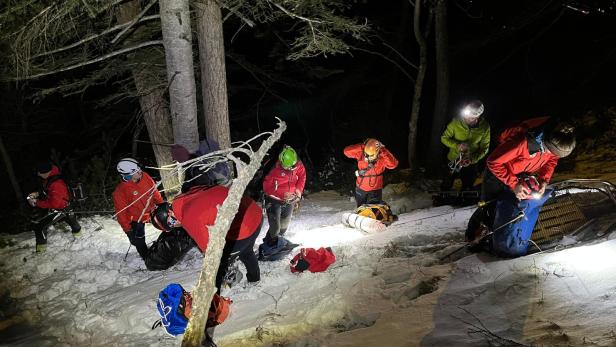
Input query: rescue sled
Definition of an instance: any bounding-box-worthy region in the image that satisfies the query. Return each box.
[341,203,398,234]
[462,179,616,256]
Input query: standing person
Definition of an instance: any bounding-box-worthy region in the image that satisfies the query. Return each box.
[259,146,306,261]
[112,158,163,260]
[27,161,81,253]
[468,118,576,257]
[344,138,399,207]
[440,100,490,191]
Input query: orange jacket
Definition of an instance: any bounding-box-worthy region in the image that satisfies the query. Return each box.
[171,186,263,252]
[343,143,398,191]
[112,172,163,232]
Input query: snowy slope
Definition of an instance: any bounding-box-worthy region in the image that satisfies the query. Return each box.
[1,187,616,347]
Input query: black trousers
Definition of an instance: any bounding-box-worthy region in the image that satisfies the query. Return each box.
[480,169,509,202]
[127,222,149,259]
[441,164,479,191]
[354,187,382,207]
[32,209,81,245]
[264,197,293,242]
[215,224,261,290]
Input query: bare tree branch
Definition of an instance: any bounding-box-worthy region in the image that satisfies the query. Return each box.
[111,0,158,44]
[31,15,160,59]
[11,40,163,81]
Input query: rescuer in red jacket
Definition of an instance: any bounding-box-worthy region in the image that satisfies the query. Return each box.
[151,185,262,288]
[482,118,576,202]
[259,146,306,261]
[344,138,399,207]
[112,158,163,260]
[27,161,81,253]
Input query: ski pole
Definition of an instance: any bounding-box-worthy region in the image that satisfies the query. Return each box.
[440,211,526,261]
[123,244,131,261]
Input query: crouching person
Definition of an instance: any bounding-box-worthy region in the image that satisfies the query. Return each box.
[468,118,576,257]
[150,185,262,288]
[28,161,81,253]
[112,158,163,261]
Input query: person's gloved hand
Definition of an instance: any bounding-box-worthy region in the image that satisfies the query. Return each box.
[460,158,472,167]
[513,183,531,200]
[284,192,300,204]
[27,192,38,207]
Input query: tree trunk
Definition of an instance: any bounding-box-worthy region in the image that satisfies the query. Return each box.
[160,0,200,153]
[117,1,180,196]
[428,0,449,169]
[195,0,232,149]
[181,121,287,346]
[0,134,24,212]
[408,0,431,167]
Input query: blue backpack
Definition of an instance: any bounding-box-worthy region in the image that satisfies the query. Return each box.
[152,283,192,336]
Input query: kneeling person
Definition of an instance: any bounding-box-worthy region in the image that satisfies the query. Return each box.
[151,185,261,288]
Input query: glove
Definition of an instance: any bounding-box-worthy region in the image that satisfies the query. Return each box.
[460,158,472,167]
[513,183,530,200]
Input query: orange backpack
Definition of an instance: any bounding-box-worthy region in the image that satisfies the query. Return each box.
[207,294,233,327]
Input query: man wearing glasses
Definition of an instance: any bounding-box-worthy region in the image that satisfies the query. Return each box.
[112,158,163,260]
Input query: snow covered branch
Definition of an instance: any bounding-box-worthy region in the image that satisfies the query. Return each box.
[181,119,287,346]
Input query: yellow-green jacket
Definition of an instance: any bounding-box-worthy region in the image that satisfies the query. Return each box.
[440,117,490,163]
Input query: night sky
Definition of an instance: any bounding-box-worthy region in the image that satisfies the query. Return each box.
[1,0,615,218]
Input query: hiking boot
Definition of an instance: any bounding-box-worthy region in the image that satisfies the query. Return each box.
[258,237,299,261]
[36,244,46,253]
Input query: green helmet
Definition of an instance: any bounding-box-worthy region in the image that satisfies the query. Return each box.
[279,146,298,169]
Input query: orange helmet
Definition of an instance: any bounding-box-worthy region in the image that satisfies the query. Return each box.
[363,138,381,161]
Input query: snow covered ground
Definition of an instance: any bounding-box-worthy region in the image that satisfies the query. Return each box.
[2,186,616,346]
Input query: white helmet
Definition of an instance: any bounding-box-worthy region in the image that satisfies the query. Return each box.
[461,100,484,119]
[117,158,141,175]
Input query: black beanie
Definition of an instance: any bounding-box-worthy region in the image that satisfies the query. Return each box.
[37,161,53,174]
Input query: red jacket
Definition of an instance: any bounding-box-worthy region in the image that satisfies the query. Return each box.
[290,247,336,273]
[112,172,163,232]
[263,161,306,201]
[171,186,263,252]
[343,144,398,191]
[487,136,559,190]
[36,166,71,210]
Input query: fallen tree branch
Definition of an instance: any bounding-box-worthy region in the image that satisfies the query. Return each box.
[181,119,287,346]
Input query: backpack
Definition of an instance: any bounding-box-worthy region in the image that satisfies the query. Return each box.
[356,203,397,225]
[207,294,232,327]
[153,283,193,336]
[152,284,231,336]
[42,174,87,204]
[497,116,550,145]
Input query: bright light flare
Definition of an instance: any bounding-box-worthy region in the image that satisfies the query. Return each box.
[547,242,616,272]
[290,225,364,249]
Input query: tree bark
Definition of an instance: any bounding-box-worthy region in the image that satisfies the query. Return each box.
[428,0,450,169]
[408,0,430,168]
[160,0,200,153]
[195,0,232,149]
[117,1,180,196]
[0,134,24,212]
[181,121,287,346]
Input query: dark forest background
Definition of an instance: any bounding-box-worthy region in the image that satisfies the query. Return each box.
[1,0,615,230]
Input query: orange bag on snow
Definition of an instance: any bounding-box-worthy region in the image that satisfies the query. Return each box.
[207,294,233,327]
